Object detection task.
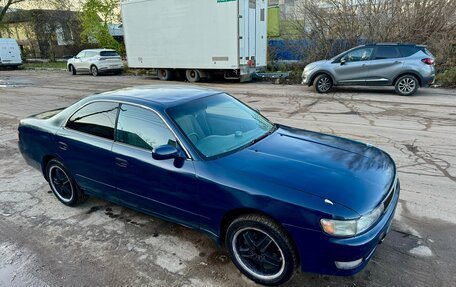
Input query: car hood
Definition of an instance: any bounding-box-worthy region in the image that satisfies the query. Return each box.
[217,126,396,216]
[305,60,329,70]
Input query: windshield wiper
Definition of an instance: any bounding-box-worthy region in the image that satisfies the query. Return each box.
[249,125,277,146]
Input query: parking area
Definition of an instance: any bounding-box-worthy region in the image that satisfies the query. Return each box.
[0,70,455,287]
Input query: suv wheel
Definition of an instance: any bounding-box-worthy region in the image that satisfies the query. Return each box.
[226,214,297,286]
[315,74,333,93]
[395,75,418,96]
[69,65,76,75]
[91,65,99,77]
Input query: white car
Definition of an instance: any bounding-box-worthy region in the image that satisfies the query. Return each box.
[67,49,123,76]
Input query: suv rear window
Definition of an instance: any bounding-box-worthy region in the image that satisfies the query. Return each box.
[100,51,119,57]
[374,46,400,59]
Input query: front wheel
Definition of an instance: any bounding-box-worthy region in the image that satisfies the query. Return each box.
[226,215,297,286]
[395,75,419,96]
[69,65,76,75]
[314,74,333,93]
[46,159,86,206]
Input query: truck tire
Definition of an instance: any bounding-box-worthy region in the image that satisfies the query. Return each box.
[186,69,201,82]
[157,69,172,81]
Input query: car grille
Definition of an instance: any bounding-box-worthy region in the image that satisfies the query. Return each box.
[382,176,398,212]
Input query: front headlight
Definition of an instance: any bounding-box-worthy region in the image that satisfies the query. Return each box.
[321,204,384,237]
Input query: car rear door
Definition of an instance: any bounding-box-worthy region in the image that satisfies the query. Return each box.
[111,104,206,227]
[55,101,119,200]
[367,46,404,84]
[333,46,374,84]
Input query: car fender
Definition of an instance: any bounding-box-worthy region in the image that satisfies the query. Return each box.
[309,70,337,86]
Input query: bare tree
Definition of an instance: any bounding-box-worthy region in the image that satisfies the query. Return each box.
[1,0,26,23]
[286,0,456,66]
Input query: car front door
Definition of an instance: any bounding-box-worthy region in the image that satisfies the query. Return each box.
[111,104,206,227]
[72,51,86,71]
[55,101,119,201]
[367,46,404,85]
[333,47,374,85]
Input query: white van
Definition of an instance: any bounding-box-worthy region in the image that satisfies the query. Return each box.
[0,38,22,68]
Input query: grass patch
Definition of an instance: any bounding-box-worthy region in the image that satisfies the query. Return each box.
[22,62,67,70]
[436,68,456,88]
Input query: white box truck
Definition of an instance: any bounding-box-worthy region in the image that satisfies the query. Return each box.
[0,38,22,68]
[121,0,268,82]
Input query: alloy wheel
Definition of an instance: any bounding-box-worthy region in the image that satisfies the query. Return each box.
[232,227,285,281]
[49,166,74,203]
[317,76,331,92]
[398,77,416,94]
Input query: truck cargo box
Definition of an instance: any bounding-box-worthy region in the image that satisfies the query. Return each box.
[121,0,267,82]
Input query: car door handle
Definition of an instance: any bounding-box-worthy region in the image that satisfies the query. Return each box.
[115,157,128,168]
[58,141,68,151]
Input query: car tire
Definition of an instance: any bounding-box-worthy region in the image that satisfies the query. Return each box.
[91,65,99,77]
[46,159,87,207]
[157,69,173,81]
[226,214,297,286]
[186,69,201,82]
[314,74,333,93]
[395,75,419,96]
[69,65,76,75]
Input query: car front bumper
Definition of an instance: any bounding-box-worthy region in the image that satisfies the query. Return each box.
[285,180,400,275]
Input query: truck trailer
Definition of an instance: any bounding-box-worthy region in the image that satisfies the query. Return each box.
[121,0,268,82]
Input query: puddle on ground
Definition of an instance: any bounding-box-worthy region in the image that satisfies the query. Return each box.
[0,78,34,88]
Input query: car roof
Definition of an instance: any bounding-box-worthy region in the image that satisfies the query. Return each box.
[81,49,116,52]
[89,85,222,109]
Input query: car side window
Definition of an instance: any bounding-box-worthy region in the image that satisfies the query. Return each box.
[116,104,176,151]
[76,51,85,58]
[66,102,119,140]
[398,46,419,57]
[343,47,374,62]
[374,46,400,60]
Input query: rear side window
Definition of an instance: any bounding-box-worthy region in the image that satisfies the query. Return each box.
[116,104,176,151]
[398,46,419,57]
[374,46,400,59]
[100,51,119,57]
[66,102,119,140]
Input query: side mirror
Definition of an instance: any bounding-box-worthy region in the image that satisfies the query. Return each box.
[152,145,180,160]
[74,56,79,59]
[340,58,346,65]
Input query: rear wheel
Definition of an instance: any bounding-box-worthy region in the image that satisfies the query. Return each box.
[157,69,173,81]
[186,69,201,82]
[314,74,333,93]
[226,214,297,286]
[91,65,99,77]
[46,159,86,206]
[395,75,418,96]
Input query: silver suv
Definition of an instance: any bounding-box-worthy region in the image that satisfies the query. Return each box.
[302,44,435,96]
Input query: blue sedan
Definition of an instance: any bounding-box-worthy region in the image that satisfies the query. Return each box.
[18,86,399,286]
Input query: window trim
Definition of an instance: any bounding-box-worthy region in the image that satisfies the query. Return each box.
[64,100,192,160]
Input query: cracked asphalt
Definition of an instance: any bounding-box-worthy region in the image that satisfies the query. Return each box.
[0,70,455,287]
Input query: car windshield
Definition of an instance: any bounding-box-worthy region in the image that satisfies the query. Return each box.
[167,93,275,159]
